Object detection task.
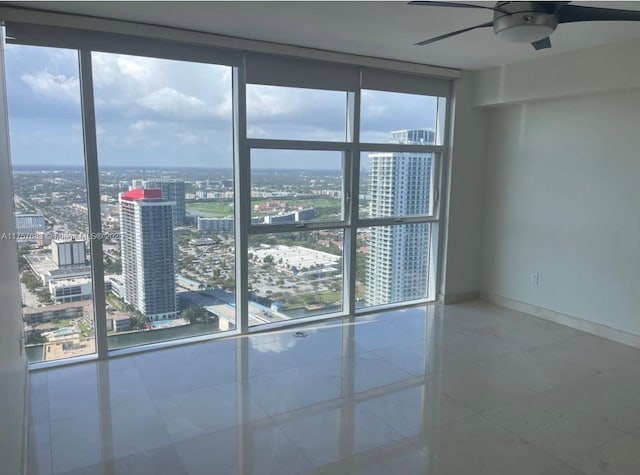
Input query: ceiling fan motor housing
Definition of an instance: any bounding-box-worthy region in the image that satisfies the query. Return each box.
[493,2,559,43]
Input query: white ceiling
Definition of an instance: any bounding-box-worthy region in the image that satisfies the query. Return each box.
[9,1,640,70]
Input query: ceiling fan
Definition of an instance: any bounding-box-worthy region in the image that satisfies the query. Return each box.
[410,1,640,50]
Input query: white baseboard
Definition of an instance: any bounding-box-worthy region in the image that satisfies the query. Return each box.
[480,292,640,349]
[440,291,479,305]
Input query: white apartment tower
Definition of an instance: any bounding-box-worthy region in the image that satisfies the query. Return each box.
[119,188,177,321]
[365,129,433,306]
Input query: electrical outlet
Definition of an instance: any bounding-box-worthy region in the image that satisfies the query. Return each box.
[530,273,539,285]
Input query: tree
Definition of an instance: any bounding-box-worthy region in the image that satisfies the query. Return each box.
[180,305,209,324]
[130,311,147,330]
[17,245,31,272]
[26,331,46,345]
[21,271,41,291]
[104,258,122,274]
[36,288,51,303]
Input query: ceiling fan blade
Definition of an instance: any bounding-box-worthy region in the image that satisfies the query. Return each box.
[408,1,510,15]
[533,2,571,15]
[415,21,494,46]
[531,37,552,50]
[558,5,640,23]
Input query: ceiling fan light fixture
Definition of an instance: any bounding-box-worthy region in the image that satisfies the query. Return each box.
[493,9,559,44]
[495,23,555,43]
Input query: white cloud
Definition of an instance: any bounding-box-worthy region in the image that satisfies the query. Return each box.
[137,87,213,120]
[246,86,299,118]
[176,131,212,146]
[129,120,155,132]
[21,70,80,103]
[363,103,388,117]
[117,56,153,82]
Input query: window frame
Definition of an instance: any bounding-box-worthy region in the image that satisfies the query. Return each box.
[1,23,451,367]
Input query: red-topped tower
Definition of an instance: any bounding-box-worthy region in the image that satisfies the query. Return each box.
[119,188,177,321]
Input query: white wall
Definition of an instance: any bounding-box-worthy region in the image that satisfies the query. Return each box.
[0,38,28,475]
[481,90,640,337]
[475,37,640,106]
[440,71,489,300]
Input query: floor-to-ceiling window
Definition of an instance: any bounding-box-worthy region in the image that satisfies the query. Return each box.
[1,23,450,365]
[5,43,97,363]
[89,51,237,349]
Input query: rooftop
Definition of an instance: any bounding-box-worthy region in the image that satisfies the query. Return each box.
[121,188,163,201]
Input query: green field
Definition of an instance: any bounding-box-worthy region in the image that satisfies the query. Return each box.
[187,200,234,218]
[187,197,341,218]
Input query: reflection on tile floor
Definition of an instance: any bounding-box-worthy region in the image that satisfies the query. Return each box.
[27,301,640,474]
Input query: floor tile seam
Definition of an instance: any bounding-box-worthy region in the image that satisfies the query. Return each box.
[264,415,326,473]
[140,395,186,451]
[143,372,243,401]
[363,399,408,441]
[280,413,423,473]
[255,387,353,422]
[294,350,423,383]
[45,363,105,386]
[471,391,563,427]
[51,441,181,475]
[499,333,585,354]
[436,386,537,419]
[400,416,564,475]
[367,343,432,364]
[47,407,103,425]
[533,372,630,404]
[518,344,607,374]
[46,389,159,424]
[440,347,522,372]
[325,439,439,474]
[353,350,420,380]
[560,332,640,355]
[169,414,280,452]
[235,383,290,425]
[474,406,629,472]
[437,344,527,374]
[245,356,340,379]
[46,397,170,452]
[46,376,99,394]
[471,412,578,468]
[443,354,571,400]
[576,425,640,455]
[532,383,640,435]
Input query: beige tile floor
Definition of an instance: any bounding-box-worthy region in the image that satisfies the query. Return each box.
[27,301,640,474]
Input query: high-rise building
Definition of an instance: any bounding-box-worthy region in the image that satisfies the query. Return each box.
[365,129,433,306]
[143,179,186,226]
[119,188,177,321]
[51,239,86,268]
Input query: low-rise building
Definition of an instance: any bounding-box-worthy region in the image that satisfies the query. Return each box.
[107,314,131,332]
[23,303,85,325]
[15,213,46,235]
[49,277,93,303]
[294,208,315,221]
[197,216,234,233]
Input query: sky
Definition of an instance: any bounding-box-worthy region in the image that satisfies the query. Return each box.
[5,43,440,169]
